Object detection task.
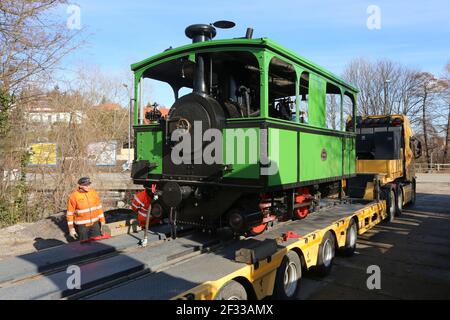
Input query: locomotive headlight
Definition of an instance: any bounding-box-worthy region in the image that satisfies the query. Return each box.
[175,117,191,134]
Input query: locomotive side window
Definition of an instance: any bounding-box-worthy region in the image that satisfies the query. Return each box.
[209,51,260,118]
[268,57,297,121]
[299,71,309,124]
[344,92,356,132]
[308,73,326,128]
[325,82,343,130]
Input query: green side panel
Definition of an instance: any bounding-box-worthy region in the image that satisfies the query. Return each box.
[136,129,163,174]
[223,127,260,179]
[299,132,343,181]
[344,137,356,175]
[308,74,326,128]
[268,128,298,186]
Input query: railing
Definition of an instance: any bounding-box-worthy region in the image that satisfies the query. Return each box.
[414,163,450,173]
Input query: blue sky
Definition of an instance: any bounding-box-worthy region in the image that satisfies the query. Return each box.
[58,0,449,105]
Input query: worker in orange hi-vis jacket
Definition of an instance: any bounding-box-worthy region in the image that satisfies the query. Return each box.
[66,177,106,241]
[131,187,160,228]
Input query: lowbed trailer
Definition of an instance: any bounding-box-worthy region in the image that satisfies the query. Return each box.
[0,198,386,300]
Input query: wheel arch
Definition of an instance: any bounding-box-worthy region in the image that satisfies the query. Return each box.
[290,246,306,269]
[229,276,257,300]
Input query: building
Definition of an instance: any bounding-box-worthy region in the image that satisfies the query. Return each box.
[26,107,84,125]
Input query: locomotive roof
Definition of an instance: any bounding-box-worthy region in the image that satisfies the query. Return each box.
[131,37,358,93]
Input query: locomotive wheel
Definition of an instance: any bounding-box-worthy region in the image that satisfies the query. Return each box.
[247,223,268,236]
[214,280,247,300]
[294,207,308,219]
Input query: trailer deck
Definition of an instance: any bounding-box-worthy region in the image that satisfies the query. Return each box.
[0,200,386,300]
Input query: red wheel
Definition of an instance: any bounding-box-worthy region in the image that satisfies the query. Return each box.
[294,188,310,220]
[248,223,268,236]
[294,207,308,219]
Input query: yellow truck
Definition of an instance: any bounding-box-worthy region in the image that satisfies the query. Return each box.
[347,115,422,221]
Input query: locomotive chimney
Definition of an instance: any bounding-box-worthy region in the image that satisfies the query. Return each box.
[185,24,217,95]
[185,21,235,96]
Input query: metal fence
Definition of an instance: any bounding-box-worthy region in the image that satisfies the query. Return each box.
[414,163,450,173]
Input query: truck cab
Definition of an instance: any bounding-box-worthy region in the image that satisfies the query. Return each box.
[347,115,422,219]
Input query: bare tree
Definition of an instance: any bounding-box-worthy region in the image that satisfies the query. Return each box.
[342,58,449,166]
[342,58,423,119]
[0,0,82,226]
[0,0,82,100]
[442,62,450,163]
[412,72,447,165]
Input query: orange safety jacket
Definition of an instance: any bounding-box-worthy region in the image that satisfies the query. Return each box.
[66,188,105,230]
[131,190,156,227]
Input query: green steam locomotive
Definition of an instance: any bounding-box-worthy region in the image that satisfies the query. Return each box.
[130,22,357,236]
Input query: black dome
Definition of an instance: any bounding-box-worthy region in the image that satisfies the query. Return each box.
[185,24,216,42]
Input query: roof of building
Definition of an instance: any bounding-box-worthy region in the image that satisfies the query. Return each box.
[94,102,122,111]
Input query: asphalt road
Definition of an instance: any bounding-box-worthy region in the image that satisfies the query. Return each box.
[298,173,450,299]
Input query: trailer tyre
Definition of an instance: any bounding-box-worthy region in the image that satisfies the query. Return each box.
[315,231,335,276]
[214,280,247,300]
[273,250,302,299]
[340,219,358,256]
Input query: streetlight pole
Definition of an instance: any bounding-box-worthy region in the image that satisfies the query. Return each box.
[122,83,132,171]
[384,79,391,115]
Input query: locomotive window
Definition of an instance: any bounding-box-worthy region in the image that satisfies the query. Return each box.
[268,57,297,121]
[177,87,191,99]
[142,56,195,92]
[325,83,342,130]
[208,51,260,118]
[137,52,260,121]
[137,77,174,124]
[299,71,309,124]
[344,92,355,132]
[137,56,196,124]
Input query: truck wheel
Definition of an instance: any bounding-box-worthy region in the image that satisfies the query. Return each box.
[273,250,302,299]
[396,186,403,216]
[214,280,247,300]
[340,219,358,256]
[315,231,335,276]
[383,188,395,222]
[409,180,416,206]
